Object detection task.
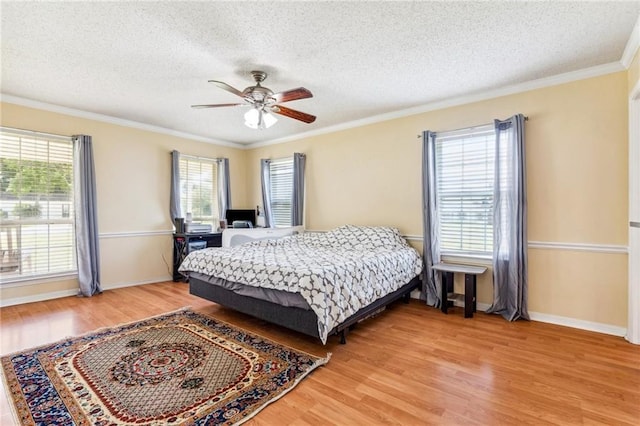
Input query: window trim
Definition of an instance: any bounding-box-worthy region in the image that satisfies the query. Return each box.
[0,271,78,288]
[0,126,77,283]
[268,156,294,228]
[433,123,496,257]
[178,154,220,227]
[441,252,493,264]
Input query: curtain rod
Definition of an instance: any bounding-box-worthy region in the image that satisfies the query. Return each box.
[416,116,529,138]
[1,126,72,141]
[173,152,222,162]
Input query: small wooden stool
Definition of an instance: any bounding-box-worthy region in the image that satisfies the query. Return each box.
[431,262,487,318]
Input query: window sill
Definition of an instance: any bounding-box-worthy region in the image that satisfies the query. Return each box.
[0,272,78,288]
[440,253,492,267]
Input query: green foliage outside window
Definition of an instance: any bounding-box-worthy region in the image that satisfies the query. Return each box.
[0,158,72,197]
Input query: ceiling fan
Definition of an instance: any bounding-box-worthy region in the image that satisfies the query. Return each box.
[191,71,316,129]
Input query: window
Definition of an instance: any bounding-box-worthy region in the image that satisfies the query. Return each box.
[0,127,76,281]
[434,125,496,256]
[179,155,219,226]
[269,157,294,227]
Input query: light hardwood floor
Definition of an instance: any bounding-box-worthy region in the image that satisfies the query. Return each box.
[1,282,639,425]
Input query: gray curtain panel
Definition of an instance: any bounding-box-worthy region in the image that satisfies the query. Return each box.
[72,135,101,297]
[218,158,231,221]
[421,131,442,307]
[486,114,529,321]
[260,159,274,228]
[292,153,306,226]
[170,150,181,223]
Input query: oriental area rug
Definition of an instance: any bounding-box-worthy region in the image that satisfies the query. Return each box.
[1,309,329,425]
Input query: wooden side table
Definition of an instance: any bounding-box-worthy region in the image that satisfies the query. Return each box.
[431,262,487,318]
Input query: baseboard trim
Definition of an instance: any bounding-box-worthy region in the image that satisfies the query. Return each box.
[0,276,173,307]
[417,297,628,338]
[470,301,626,337]
[0,288,78,308]
[101,276,174,291]
[528,311,627,337]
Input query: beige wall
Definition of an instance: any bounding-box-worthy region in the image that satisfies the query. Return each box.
[247,71,630,327]
[0,69,631,329]
[0,102,248,302]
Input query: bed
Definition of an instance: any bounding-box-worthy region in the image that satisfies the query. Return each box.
[179,225,423,344]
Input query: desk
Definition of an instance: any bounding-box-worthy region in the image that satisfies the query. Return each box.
[432,262,487,318]
[173,232,222,281]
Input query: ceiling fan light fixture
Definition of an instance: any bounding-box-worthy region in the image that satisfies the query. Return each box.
[195,71,315,127]
[244,107,277,130]
[263,110,277,128]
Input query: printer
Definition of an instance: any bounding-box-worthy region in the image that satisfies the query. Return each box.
[185,222,212,233]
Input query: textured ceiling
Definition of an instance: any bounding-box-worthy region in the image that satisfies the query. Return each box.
[1,1,639,146]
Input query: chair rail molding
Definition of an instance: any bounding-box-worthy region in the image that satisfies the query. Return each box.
[99,230,173,239]
[378,233,629,254]
[527,241,628,254]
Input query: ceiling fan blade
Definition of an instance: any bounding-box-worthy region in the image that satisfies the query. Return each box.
[209,80,245,98]
[271,87,313,103]
[191,103,245,108]
[272,105,316,124]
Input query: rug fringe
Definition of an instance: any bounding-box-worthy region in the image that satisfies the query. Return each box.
[233,352,331,426]
[190,309,333,425]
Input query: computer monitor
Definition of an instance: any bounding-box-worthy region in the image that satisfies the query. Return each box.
[225,209,256,228]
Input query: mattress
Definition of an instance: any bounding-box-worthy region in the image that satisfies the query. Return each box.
[180,225,423,343]
[189,272,311,310]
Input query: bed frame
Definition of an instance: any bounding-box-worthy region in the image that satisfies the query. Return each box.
[189,275,421,344]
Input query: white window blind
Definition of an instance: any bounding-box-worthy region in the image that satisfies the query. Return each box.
[434,125,495,256]
[0,127,76,281]
[269,157,293,227]
[179,156,219,226]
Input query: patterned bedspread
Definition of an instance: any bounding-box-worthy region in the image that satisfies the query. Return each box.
[179,225,423,343]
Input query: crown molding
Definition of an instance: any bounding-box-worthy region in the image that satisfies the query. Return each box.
[0,94,245,149]
[248,61,625,149]
[0,53,631,152]
[621,14,640,68]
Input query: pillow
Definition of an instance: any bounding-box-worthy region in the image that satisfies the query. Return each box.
[222,226,304,247]
[325,225,407,250]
